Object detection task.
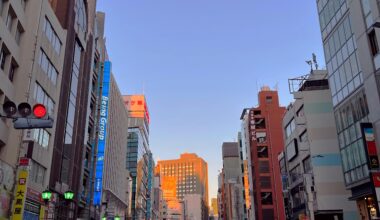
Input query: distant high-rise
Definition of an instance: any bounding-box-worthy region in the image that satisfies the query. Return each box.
[156,153,209,220]
[241,88,286,220]
[124,94,151,220]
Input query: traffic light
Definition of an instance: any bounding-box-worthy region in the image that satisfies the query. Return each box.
[1,101,53,129]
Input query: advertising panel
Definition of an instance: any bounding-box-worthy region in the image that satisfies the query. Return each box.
[11,169,28,220]
[93,61,111,206]
[123,95,150,123]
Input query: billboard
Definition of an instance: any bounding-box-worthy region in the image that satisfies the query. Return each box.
[123,95,150,123]
[93,61,111,206]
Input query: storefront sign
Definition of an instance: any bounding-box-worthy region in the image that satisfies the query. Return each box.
[361,123,380,170]
[93,61,111,206]
[11,170,28,220]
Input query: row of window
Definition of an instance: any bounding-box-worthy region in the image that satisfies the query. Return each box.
[39,49,58,85]
[43,17,61,54]
[34,82,55,115]
[33,128,50,148]
[318,0,347,39]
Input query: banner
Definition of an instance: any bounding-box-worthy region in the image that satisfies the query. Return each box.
[11,170,28,220]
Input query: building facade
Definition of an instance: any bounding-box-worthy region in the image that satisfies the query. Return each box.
[155,153,209,220]
[125,94,151,220]
[0,0,67,218]
[244,88,286,220]
[282,70,358,220]
[221,142,246,220]
[316,0,380,219]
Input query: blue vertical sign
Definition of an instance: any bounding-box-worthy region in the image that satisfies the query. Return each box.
[93,61,111,206]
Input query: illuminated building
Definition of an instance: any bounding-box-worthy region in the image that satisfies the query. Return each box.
[156,153,209,220]
[124,95,152,220]
[211,198,218,217]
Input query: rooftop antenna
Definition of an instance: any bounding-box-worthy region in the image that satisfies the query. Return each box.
[312,53,319,70]
[306,59,313,73]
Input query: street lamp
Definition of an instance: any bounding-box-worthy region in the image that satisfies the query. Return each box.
[64,190,74,200]
[42,190,52,203]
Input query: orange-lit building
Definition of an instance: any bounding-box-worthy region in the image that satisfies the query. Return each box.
[243,160,251,210]
[156,153,209,220]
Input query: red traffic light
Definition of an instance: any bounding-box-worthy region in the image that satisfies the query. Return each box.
[33,104,47,118]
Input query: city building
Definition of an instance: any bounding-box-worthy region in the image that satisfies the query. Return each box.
[93,62,129,218]
[316,0,380,219]
[151,175,162,220]
[281,70,357,219]
[125,94,151,220]
[242,87,286,220]
[77,11,108,219]
[221,142,246,220]
[238,132,252,220]
[183,194,203,220]
[0,0,67,219]
[210,198,218,217]
[46,0,99,218]
[155,153,209,220]
[217,171,225,220]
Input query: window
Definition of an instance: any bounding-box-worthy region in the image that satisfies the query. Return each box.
[286,139,298,161]
[260,176,271,189]
[33,83,55,114]
[259,161,270,173]
[29,160,46,184]
[75,0,87,32]
[258,146,268,158]
[296,105,304,117]
[8,61,17,82]
[261,192,273,205]
[266,96,272,103]
[15,23,23,45]
[33,129,50,148]
[285,118,296,138]
[0,47,8,70]
[6,9,15,32]
[299,130,308,143]
[303,156,312,173]
[290,165,301,183]
[257,132,267,144]
[43,17,61,54]
[369,30,379,56]
[38,49,58,85]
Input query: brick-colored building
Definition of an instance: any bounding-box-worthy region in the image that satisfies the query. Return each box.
[243,87,286,220]
[155,153,209,220]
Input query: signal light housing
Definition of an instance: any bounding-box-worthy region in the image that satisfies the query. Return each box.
[18,102,32,117]
[3,101,17,116]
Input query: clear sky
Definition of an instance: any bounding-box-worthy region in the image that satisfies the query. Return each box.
[96,0,325,204]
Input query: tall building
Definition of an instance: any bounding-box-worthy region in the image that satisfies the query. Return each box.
[155,153,209,220]
[125,94,151,220]
[77,11,108,218]
[92,62,130,218]
[243,87,286,220]
[316,0,380,219]
[221,142,246,220]
[46,0,99,218]
[282,70,357,219]
[0,0,67,219]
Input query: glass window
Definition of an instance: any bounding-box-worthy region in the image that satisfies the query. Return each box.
[350,53,359,77]
[261,192,273,205]
[44,17,61,54]
[299,130,308,143]
[303,156,312,173]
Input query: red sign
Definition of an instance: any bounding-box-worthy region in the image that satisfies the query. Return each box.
[367,141,377,155]
[19,157,29,166]
[373,173,380,188]
[19,178,26,185]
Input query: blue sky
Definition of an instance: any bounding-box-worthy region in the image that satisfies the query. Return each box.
[97,0,325,203]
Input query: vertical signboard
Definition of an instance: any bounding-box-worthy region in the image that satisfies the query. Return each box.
[93,61,111,206]
[361,123,380,217]
[11,170,28,220]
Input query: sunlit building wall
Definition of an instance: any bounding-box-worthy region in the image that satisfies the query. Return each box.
[156,153,209,220]
[125,94,151,220]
